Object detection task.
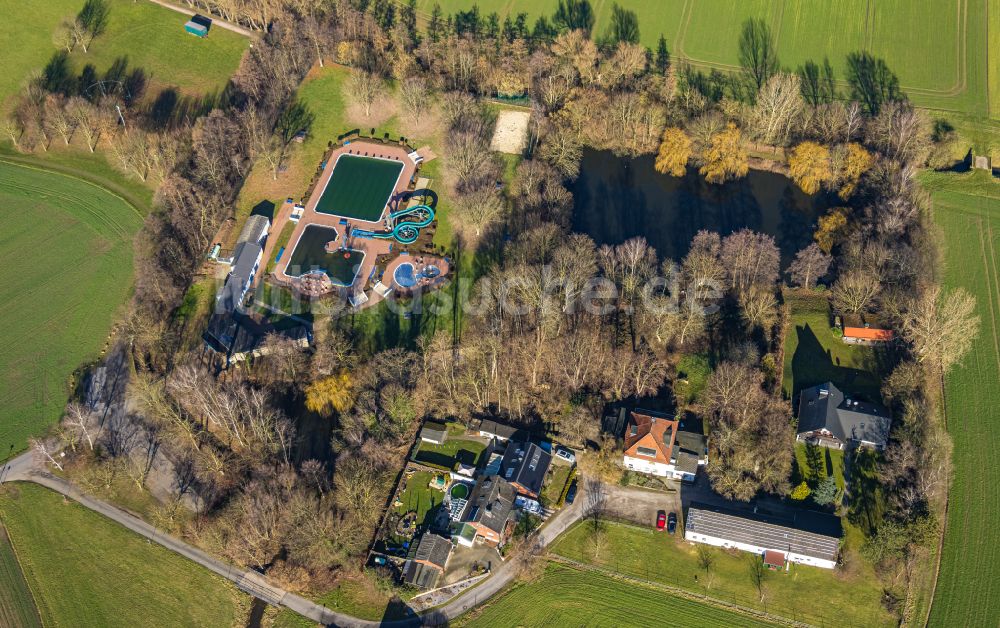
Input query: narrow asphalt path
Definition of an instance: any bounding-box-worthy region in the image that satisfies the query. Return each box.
[145,0,258,38]
[0,451,588,627]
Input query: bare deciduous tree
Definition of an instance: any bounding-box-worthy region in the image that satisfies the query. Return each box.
[832,268,881,314]
[787,243,832,289]
[902,286,979,373]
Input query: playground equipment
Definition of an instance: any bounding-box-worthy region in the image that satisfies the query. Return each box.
[351,204,435,244]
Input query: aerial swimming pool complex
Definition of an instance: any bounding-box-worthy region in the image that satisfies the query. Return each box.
[271,136,450,300]
[314,154,404,221]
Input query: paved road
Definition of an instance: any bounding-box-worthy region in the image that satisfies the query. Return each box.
[0,451,589,627]
[434,482,589,623]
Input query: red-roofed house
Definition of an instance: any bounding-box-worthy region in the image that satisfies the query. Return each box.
[842,327,893,345]
[622,411,679,478]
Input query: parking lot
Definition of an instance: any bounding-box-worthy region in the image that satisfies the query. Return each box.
[599,483,682,528]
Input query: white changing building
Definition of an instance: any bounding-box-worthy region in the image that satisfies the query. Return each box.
[684,503,841,570]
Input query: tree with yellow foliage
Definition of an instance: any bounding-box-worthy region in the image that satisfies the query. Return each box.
[814,208,848,253]
[654,127,692,177]
[699,123,749,184]
[838,142,873,199]
[788,141,833,194]
[305,370,353,415]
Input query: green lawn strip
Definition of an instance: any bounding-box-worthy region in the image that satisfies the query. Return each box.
[266,220,299,273]
[308,575,416,622]
[414,437,488,469]
[0,160,143,459]
[0,483,245,626]
[781,289,882,402]
[926,177,1000,626]
[0,523,41,628]
[459,562,779,628]
[550,519,893,627]
[540,463,572,506]
[675,352,712,404]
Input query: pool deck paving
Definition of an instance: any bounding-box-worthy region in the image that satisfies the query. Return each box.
[272,140,417,297]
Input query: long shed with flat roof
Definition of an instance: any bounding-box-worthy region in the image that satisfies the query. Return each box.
[685,502,841,569]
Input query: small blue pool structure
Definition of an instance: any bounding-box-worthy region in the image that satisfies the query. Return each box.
[393,263,443,288]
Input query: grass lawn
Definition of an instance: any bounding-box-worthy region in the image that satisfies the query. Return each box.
[0,159,143,459]
[0,524,41,628]
[413,437,488,470]
[0,0,248,111]
[394,470,446,526]
[781,289,883,403]
[0,483,245,626]
[410,0,991,116]
[550,519,893,627]
[459,562,779,628]
[674,352,712,405]
[793,442,846,492]
[923,170,1000,626]
[540,462,573,506]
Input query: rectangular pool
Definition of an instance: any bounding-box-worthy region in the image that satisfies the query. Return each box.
[313,154,404,221]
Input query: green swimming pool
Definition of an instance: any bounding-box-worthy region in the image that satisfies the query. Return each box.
[285,225,364,286]
[314,154,404,221]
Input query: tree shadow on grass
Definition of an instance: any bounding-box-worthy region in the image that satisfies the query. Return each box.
[789,323,882,405]
[846,448,884,535]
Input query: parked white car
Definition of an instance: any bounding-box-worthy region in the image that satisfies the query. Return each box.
[555,446,576,464]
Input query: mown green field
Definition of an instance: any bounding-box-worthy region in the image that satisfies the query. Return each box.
[924,170,1000,627]
[0,160,143,458]
[461,563,778,627]
[550,520,892,626]
[0,524,41,628]
[0,0,248,111]
[410,0,993,117]
[0,483,246,626]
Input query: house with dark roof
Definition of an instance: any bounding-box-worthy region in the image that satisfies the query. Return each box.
[499,441,551,498]
[797,382,891,450]
[459,476,515,546]
[685,502,842,569]
[401,532,453,589]
[218,241,263,314]
[671,417,709,482]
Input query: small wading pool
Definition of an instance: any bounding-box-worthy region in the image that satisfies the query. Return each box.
[393,263,442,288]
[450,483,469,500]
[285,225,365,286]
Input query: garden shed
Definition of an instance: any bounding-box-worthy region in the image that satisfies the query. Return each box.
[184,14,212,38]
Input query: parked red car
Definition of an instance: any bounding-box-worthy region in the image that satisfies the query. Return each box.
[656,510,667,530]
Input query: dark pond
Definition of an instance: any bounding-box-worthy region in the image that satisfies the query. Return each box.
[571,148,839,267]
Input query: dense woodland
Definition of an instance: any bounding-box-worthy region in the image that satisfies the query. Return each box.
[4,0,980,613]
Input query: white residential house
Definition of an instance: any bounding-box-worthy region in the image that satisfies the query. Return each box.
[622,411,707,482]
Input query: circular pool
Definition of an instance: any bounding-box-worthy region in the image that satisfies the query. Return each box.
[394,262,417,288]
[450,483,469,500]
[421,264,441,279]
